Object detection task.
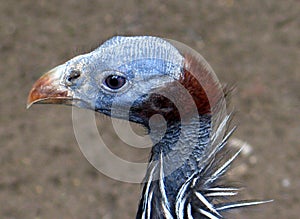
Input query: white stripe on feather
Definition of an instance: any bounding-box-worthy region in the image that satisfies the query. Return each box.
[159,152,173,219]
[198,208,220,219]
[176,195,187,219]
[206,187,240,192]
[216,200,273,211]
[187,203,194,219]
[146,190,154,219]
[205,147,242,185]
[175,172,197,219]
[195,192,221,217]
[205,191,238,197]
[141,163,158,219]
[210,114,230,146]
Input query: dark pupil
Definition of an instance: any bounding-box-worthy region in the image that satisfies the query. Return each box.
[105,75,126,89]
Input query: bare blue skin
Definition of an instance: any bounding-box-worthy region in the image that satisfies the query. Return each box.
[61,36,183,120]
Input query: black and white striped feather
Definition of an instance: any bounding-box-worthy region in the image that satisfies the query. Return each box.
[138,114,271,219]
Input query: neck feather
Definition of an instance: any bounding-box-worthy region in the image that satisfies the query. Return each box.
[136,114,211,218]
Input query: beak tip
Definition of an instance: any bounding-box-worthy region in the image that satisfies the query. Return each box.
[26,87,38,109]
[26,89,33,109]
[26,102,33,109]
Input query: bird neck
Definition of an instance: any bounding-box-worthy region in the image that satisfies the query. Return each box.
[137,114,211,218]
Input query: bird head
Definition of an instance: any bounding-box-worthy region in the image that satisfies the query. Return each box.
[28,36,223,127]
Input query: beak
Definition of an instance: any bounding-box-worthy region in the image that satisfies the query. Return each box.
[27,65,73,109]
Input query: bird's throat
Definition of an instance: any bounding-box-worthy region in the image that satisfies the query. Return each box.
[137,115,211,217]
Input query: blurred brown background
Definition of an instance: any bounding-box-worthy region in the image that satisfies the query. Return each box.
[0,0,299,218]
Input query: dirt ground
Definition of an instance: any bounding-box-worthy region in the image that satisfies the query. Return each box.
[0,0,299,218]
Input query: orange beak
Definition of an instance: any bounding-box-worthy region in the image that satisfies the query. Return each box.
[27,65,73,109]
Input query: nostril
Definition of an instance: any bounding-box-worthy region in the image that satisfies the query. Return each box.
[66,70,81,84]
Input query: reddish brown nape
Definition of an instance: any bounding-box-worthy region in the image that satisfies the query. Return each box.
[27,73,69,107]
[134,54,225,124]
[178,54,224,115]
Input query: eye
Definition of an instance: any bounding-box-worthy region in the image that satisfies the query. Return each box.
[66,70,81,85]
[104,75,126,90]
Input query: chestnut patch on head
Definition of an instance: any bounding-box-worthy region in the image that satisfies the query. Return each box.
[128,53,224,127]
[178,54,224,116]
[179,69,211,115]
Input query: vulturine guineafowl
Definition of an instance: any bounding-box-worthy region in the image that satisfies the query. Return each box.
[27,36,270,218]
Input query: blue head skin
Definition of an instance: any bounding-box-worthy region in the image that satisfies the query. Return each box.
[28,36,188,128]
